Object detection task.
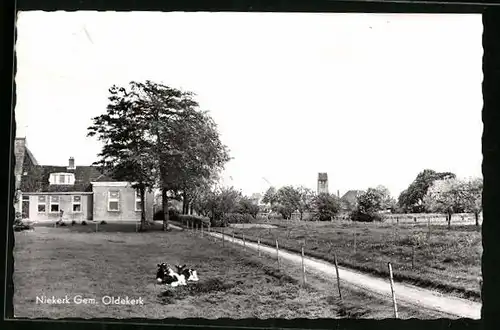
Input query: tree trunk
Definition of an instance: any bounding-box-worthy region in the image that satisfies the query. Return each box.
[475,212,480,227]
[162,188,169,231]
[182,191,188,215]
[140,186,146,231]
[300,211,303,221]
[447,212,452,229]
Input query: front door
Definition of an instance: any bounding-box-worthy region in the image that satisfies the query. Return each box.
[22,195,30,219]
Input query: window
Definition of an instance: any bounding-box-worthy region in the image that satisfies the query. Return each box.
[108,191,120,212]
[135,190,142,212]
[22,195,29,201]
[49,173,75,185]
[72,195,82,213]
[50,196,60,213]
[37,196,46,213]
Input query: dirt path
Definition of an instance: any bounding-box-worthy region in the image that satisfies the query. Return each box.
[172,226,480,319]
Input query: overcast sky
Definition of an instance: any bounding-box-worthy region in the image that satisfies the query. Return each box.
[15,11,483,198]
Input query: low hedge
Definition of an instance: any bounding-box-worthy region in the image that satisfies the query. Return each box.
[208,213,256,227]
[224,213,254,224]
[153,208,180,221]
[349,210,383,222]
[178,214,210,228]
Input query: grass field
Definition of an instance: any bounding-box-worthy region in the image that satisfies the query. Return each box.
[13,223,446,319]
[211,220,482,302]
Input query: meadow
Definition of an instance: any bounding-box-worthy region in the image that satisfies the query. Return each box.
[13,222,447,319]
[214,219,482,302]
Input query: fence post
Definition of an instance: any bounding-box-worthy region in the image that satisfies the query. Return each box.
[258,238,261,257]
[353,231,357,254]
[411,245,416,269]
[276,239,280,269]
[427,217,431,240]
[334,254,342,301]
[301,245,306,285]
[388,262,399,318]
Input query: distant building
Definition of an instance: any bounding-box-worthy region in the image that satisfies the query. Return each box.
[317,172,329,195]
[340,190,365,212]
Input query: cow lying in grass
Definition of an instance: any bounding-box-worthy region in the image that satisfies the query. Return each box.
[175,264,199,282]
[156,263,187,287]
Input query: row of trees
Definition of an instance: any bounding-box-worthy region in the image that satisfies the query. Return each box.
[255,171,482,225]
[191,186,259,225]
[261,186,342,221]
[396,169,483,226]
[87,81,230,231]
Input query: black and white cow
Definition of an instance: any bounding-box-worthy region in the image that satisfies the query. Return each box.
[156,263,187,287]
[175,264,199,282]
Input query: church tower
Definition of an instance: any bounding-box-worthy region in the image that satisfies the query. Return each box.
[317,173,329,195]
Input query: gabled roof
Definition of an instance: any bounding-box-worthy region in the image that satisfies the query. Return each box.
[21,165,117,192]
[14,138,39,190]
[340,190,365,203]
[14,138,27,179]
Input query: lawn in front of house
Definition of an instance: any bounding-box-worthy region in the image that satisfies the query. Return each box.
[212,220,482,302]
[13,224,445,319]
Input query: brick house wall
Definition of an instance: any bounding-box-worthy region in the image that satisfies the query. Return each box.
[91,182,154,222]
[25,192,93,222]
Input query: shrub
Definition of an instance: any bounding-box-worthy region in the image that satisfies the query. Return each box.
[349,210,383,222]
[13,212,34,231]
[100,220,107,225]
[71,220,76,226]
[178,214,210,228]
[14,212,23,226]
[153,208,180,221]
[223,213,254,224]
[81,221,87,225]
[210,218,226,228]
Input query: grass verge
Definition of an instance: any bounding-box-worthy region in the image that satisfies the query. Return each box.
[208,220,481,302]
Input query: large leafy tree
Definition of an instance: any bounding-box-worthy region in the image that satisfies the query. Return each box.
[192,186,241,224]
[357,188,384,215]
[424,177,483,228]
[351,186,394,221]
[398,169,456,213]
[375,185,397,211]
[296,186,315,220]
[87,85,156,231]
[313,193,341,221]
[461,178,483,227]
[90,81,230,231]
[262,186,279,210]
[275,186,301,220]
[236,196,260,218]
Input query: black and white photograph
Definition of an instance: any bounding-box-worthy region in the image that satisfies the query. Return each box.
[12,11,483,320]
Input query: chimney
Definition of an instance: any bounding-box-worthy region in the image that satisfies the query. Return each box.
[68,157,75,170]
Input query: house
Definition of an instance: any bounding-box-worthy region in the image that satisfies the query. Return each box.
[340,190,365,212]
[14,138,154,223]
